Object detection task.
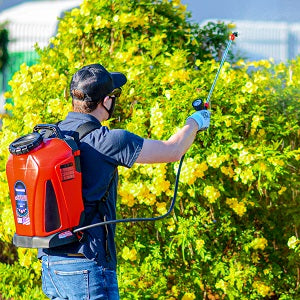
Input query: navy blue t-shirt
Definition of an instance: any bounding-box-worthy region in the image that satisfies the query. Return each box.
[38,112,144,269]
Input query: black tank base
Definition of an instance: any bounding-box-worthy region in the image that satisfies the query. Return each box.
[13,230,79,248]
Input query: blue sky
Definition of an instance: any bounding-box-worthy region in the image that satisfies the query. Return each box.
[1,0,300,23]
[181,0,300,23]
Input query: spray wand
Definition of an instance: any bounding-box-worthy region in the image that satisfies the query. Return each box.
[192,32,238,111]
[74,32,238,232]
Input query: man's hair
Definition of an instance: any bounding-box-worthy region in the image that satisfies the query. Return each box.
[71,89,100,113]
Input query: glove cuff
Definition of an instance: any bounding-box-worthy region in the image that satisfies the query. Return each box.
[187,110,211,131]
[187,113,206,131]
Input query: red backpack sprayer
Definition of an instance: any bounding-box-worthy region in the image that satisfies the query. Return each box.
[6,32,238,249]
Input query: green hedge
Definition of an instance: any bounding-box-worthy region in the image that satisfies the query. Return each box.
[0,22,9,72]
[0,0,299,299]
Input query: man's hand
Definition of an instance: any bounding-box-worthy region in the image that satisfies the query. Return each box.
[187,110,211,131]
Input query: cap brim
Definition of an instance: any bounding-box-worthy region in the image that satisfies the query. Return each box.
[111,72,127,89]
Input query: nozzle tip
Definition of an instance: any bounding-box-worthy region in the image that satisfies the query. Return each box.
[230,32,238,40]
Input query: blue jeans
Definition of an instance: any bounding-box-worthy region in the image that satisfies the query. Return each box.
[41,255,120,300]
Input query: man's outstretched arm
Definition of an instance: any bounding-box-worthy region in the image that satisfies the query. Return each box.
[136,110,211,164]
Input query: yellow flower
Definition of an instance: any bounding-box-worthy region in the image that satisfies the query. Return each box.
[172,0,181,6]
[18,248,35,268]
[164,89,173,100]
[221,166,235,178]
[83,23,92,33]
[264,269,271,275]
[119,183,136,207]
[119,13,134,24]
[71,8,80,17]
[182,292,196,300]
[287,236,299,249]
[150,103,165,139]
[156,202,167,215]
[238,150,255,165]
[64,48,74,62]
[259,162,267,171]
[144,194,156,206]
[240,168,255,184]
[235,202,246,216]
[167,218,176,232]
[178,158,200,184]
[195,59,201,66]
[268,157,285,166]
[161,69,190,85]
[258,128,265,138]
[203,186,220,203]
[32,72,42,82]
[196,161,208,177]
[195,239,205,252]
[19,82,33,95]
[235,106,242,113]
[253,281,271,297]
[171,286,179,297]
[252,115,264,129]
[226,198,247,216]
[251,237,268,250]
[206,153,227,168]
[278,186,287,195]
[215,279,227,291]
[150,164,171,195]
[242,81,258,93]
[94,16,109,29]
[122,246,137,261]
[118,166,131,179]
[187,188,195,197]
[224,118,232,127]
[3,91,11,99]
[251,252,260,263]
[231,142,243,150]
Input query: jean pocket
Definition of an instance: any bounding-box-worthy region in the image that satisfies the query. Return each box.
[53,269,89,299]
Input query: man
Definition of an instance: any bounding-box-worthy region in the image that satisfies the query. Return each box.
[40,64,210,299]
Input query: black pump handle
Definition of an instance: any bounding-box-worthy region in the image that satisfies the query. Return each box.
[33,124,64,139]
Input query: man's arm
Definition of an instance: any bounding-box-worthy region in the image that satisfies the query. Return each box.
[135,118,199,164]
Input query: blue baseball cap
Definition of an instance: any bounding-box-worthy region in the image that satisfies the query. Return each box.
[70,64,127,102]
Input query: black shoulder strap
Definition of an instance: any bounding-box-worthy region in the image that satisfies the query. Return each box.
[73,120,116,246]
[76,121,101,140]
[75,121,116,203]
[42,121,101,140]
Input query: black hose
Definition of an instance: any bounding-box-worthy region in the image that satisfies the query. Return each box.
[73,154,185,232]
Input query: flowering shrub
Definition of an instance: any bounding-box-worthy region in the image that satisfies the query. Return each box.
[0,0,299,299]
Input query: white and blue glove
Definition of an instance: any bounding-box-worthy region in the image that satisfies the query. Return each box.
[187,109,211,131]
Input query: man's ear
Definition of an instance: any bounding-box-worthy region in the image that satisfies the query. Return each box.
[102,96,111,108]
[103,95,110,102]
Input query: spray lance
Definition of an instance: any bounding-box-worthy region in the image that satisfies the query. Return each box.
[73,32,238,232]
[192,32,238,111]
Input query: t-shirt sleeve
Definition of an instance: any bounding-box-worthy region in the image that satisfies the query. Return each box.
[93,129,144,168]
